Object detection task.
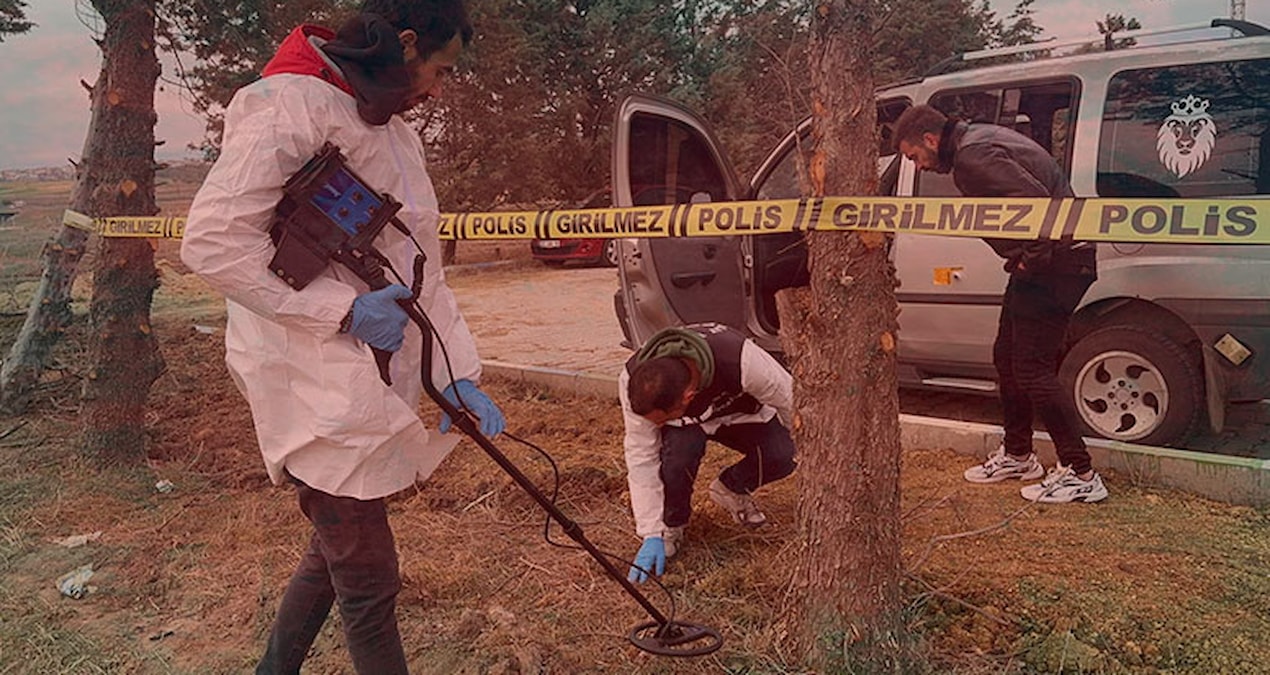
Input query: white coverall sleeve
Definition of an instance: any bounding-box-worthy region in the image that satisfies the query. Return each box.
[619,368,667,539]
[426,279,483,391]
[740,340,795,429]
[181,80,357,333]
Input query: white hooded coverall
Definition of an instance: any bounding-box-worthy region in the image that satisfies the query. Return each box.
[181,64,481,500]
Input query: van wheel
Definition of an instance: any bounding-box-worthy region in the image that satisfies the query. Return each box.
[1058,325,1203,446]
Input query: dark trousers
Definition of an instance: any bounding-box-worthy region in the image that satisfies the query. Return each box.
[994,274,1095,475]
[659,417,797,528]
[256,479,408,675]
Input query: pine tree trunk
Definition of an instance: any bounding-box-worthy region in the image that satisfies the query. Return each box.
[777,1,908,670]
[78,0,165,462]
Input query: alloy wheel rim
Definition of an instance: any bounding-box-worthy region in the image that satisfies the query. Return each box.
[1073,349,1169,441]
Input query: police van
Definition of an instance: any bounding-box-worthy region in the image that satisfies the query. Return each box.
[610,19,1270,446]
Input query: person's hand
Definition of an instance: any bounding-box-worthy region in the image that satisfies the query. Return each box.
[348,285,412,351]
[439,379,506,437]
[627,537,666,583]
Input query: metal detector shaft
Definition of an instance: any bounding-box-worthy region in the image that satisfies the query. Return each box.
[404,305,672,627]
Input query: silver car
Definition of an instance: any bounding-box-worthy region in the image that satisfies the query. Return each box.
[611,19,1270,446]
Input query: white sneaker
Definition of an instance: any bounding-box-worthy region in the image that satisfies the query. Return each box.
[663,526,684,558]
[708,478,767,528]
[1021,466,1109,503]
[963,446,1045,484]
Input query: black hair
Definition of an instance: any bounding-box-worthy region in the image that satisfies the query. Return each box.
[892,104,948,150]
[628,357,692,416]
[360,0,474,57]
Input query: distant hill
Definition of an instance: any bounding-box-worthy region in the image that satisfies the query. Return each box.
[0,166,76,182]
[158,162,212,184]
[0,160,211,184]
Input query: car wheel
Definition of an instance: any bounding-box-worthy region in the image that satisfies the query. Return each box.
[1058,325,1203,446]
[600,240,619,267]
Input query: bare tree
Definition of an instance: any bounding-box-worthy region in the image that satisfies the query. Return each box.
[776,0,908,670]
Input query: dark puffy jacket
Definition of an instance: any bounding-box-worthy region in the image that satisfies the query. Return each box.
[940,121,1096,277]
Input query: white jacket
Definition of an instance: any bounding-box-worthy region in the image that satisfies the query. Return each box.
[181,72,481,500]
[619,339,793,538]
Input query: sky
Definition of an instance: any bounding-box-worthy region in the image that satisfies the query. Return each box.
[0,2,206,171]
[0,0,1267,171]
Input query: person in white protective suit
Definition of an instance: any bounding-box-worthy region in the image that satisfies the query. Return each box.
[180,1,503,673]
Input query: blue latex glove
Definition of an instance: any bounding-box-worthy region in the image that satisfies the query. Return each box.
[627,537,666,583]
[348,285,412,352]
[439,379,506,437]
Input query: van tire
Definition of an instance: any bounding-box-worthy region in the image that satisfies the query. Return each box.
[1058,325,1203,446]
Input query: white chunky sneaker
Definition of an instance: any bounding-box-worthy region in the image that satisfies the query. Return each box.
[708,478,767,528]
[663,526,684,558]
[1021,466,1109,503]
[963,446,1045,483]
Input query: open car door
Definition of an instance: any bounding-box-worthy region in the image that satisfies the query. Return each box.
[612,94,745,348]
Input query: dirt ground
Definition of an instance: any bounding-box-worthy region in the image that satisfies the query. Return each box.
[1,283,1268,673]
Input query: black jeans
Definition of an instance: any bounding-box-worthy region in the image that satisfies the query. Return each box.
[994,273,1095,475]
[256,479,408,675]
[659,417,797,528]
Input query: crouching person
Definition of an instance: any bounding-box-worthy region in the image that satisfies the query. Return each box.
[621,323,797,583]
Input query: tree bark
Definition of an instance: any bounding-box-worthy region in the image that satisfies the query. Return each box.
[777,1,908,671]
[78,0,165,462]
[0,52,104,411]
[0,217,91,412]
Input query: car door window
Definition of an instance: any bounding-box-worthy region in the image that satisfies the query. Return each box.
[755,98,910,201]
[754,141,804,200]
[629,113,730,204]
[749,99,910,333]
[1098,58,1270,197]
[918,81,1077,197]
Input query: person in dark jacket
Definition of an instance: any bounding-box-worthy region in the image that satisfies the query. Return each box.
[620,323,798,582]
[893,104,1107,504]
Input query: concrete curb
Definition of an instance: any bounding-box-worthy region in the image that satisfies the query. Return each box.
[483,360,1269,507]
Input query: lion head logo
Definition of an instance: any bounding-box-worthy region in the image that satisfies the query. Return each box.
[1156,95,1216,179]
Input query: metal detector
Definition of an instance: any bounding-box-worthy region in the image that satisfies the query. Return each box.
[267,143,723,657]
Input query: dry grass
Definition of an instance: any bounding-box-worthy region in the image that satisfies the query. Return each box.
[1,310,1268,673]
[1,177,1268,674]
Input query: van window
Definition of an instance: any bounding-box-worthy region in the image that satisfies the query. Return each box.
[877,99,913,159]
[1098,58,1270,197]
[918,81,1077,196]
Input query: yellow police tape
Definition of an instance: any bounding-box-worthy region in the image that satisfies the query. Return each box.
[67,196,1269,244]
